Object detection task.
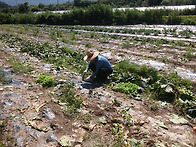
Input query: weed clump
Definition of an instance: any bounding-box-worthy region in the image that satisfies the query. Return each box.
[0,67,12,84]
[36,74,56,87]
[59,82,82,116]
[8,58,33,74]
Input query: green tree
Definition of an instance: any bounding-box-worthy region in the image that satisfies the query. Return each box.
[85,4,113,25]
[74,0,81,7]
[38,3,45,9]
[125,9,143,24]
[30,5,40,12]
[113,9,126,25]
[0,12,13,24]
[71,8,85,24]
[143,9,166,24]
[167,10,182,25]
[18,1,29,13]
[161,0,170,5]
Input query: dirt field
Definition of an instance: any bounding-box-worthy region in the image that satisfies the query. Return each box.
[0,24,196,147]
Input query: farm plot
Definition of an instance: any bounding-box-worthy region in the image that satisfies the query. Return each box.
[0,24,196,147]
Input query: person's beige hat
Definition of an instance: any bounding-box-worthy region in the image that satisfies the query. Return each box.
[84,50,99,61]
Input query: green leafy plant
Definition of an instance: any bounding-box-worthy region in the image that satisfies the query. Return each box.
[61,37,76,45]
[150,72,193,102]
[112,60,158,86]
[178,86,195,101]
[36,74,56,87]
[151,82,176,102]
[120,108,133,126]
[32,27,40,36]
[113,82,138,96]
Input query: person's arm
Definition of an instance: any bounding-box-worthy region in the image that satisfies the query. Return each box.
[82,63,90,81]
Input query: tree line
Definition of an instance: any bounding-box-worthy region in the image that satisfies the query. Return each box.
[0,4,196,25]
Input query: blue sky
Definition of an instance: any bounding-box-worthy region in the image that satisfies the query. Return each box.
[0,0,72,6]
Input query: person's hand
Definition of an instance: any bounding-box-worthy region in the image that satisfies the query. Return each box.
[84,77,93,83]
[82,70,88,81]
[83,70,87,75]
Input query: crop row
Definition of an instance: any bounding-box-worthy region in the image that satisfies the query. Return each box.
[60,25,196,38]
[0,34,86,73]
[111,60,196,117]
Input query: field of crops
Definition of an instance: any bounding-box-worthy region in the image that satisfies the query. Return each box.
[0,24,196,146]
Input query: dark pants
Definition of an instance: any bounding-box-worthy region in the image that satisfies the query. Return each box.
[89,62,112,80]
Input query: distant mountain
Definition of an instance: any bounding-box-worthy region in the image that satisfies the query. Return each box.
[0,1,11,8]
[0,0,73,6]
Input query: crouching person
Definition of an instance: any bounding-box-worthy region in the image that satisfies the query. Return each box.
[82,50,113,83]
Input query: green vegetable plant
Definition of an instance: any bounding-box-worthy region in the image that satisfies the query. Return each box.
[36,74,57,87]
[150,81,176,102]
[113,82,138,96]
[112,60,158,86]
[0,34,86,74]
[149,72,195,104]
[49,31,57,41]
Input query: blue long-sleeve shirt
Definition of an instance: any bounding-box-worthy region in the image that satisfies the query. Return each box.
[86,55,113,78]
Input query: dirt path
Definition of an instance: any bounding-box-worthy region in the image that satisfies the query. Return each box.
[0,25,196,147]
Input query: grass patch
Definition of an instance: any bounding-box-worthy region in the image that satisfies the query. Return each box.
[85,42,93,48]
[59,82,83,116]
[8,57,33,74]
[183,48,195,59]
[49,31,57,41]
[0,67,12,84]
[61,37,76,45]
[121,41,130,48]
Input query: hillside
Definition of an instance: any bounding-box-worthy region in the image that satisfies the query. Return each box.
[0,1,11,8]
